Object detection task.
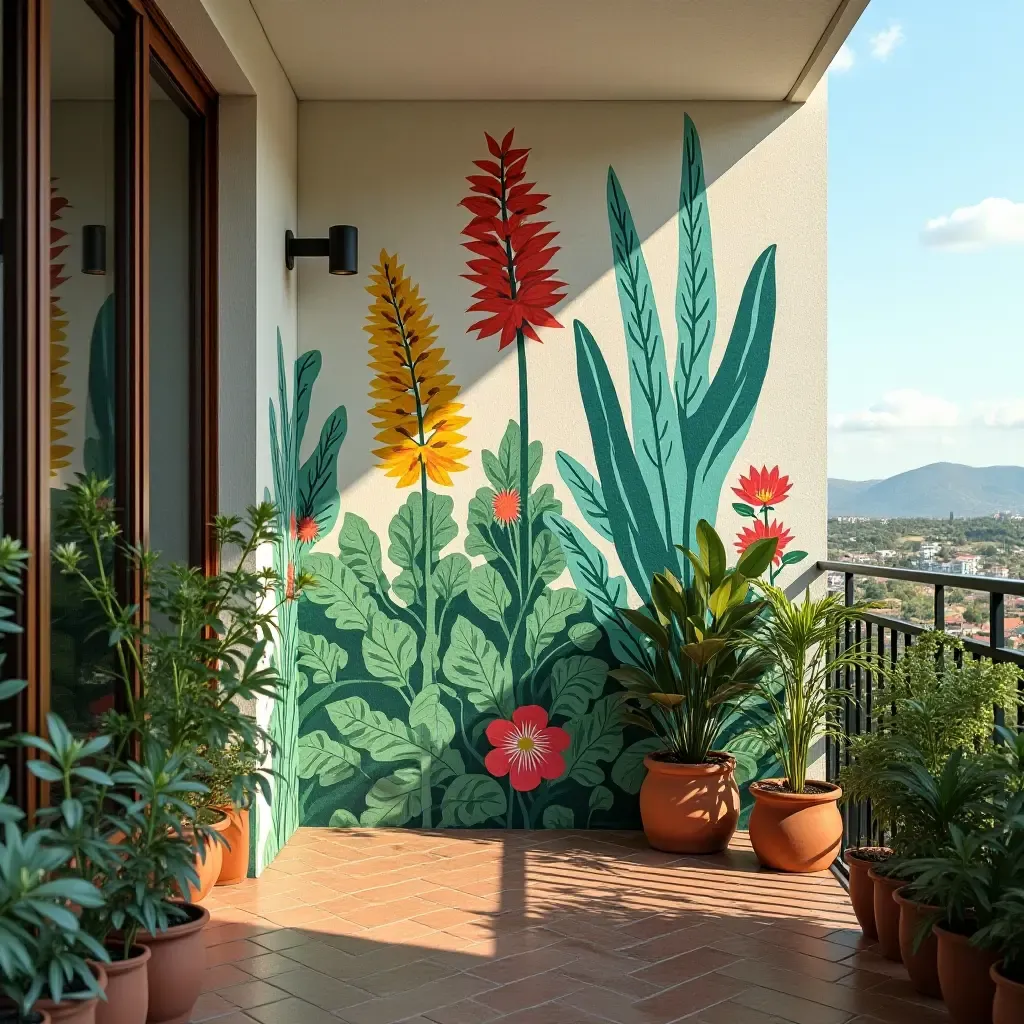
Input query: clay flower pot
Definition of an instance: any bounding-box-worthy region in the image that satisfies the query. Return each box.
[868,868,905,962]
[92,945,151,1024]
[894,890,940,998]
[844,848,890,939]
[35,963,108,1024]
[992,962,1024,1024]
[137,902,209,1024]
[639,753,739,854]
[748,780,843,873]
[935,924,999,1024]
[185,811,229,903]
[216,806,249,886]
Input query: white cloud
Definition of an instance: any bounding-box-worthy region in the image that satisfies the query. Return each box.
[921,197,1024,251]
[830,43,855,73]
[976,400,1024,428]
[870,23,904,60]
[830,390,960,432]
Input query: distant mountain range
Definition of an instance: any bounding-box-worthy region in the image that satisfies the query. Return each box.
[828,463,1024,518]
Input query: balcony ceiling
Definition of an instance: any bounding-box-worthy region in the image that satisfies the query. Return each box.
[249,0,868,102]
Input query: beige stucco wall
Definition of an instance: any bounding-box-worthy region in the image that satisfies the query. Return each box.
[297,94,827,589]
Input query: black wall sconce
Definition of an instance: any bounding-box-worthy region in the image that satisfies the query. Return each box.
[285,225,358,275]
[82,224,107,275]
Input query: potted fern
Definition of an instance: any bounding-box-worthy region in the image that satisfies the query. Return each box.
[742,584,878,873]
[609,520,776,853]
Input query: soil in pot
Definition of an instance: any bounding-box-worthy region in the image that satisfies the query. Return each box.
[639,752,740,854]
[185,810,229,902]
[894,890,941,998]
[1,1014,51,1024]
[34,964,108,1024]
[935,924,999,1024]
[137,902,209,1024]
[844,847,891,939]
[216,806,249,886]
[92,944,150,1024]
[748,779,843,873]
[868,867,906,962]
[991,962,1024,1024]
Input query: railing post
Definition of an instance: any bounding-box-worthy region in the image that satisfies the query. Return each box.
[934,585,945,631]
[991,591,1005,730]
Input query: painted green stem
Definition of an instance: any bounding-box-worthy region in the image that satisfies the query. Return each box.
[517,329,531,610]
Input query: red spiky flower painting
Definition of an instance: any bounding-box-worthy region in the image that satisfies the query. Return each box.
[460,129,566,598]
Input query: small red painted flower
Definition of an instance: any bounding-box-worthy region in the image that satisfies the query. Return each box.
[735,519,793,566]
[295,515,320,544]
[492,488,521,526]
[732,465,792,508]
[485,706,570,792]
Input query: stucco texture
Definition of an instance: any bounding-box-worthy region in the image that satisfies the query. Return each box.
[275,94,827,833]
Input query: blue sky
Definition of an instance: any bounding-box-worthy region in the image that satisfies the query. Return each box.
[828,0,1024,480]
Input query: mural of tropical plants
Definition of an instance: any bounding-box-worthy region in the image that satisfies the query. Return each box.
[50,184,74,476]
[264,334,347,865]
[261,115,812,843]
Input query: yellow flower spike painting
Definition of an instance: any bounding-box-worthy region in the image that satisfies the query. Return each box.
[365,250,470,488]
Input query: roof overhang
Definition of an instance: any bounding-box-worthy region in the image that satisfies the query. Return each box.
[246,0,869,102]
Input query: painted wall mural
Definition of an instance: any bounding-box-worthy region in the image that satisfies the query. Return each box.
[50,184,75,476]
[264,113,814,841]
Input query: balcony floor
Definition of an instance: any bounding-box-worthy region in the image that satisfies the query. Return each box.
[195,829,949,1024]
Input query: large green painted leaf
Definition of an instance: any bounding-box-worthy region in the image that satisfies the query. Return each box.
[441,616,513,717]
[465,488,501,560]
[569,622,602,652]
[542,805,574,829]
[298,406,347,540]
[431,747,467,785]
[326,697,426,763]
[293,349,322,447]
[297,632,348,685]
[439,774,507,826]
[433,553,471,604]
[388,490,458,575]
[532,529,566,585]
[409,684,456,753]
[543,513,644,667]
[674,113,717,421]
[528,482,561,523]
[329,809,360,828]
[610,736,661,795]
[362,615,418,689]
[482,420,543,492]
[564,694,625,787]
[571,320,668,598]
[83,294,116,481]
[525,588,587,662]
[589,785,615,815]
[297,731,360,787]
[360,767,423,827]
[547,656,608,719]
[467,565,511,623]
[607,167,683,545]
[554,452,612,542]
[338,513,385,590]
[304,553,378,632]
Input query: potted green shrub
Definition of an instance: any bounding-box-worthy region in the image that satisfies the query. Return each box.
[0,767,108,1024]
[52,478,287,1024]
[742,584,877,872]
[609,520,777,853]
[840,632,1021,945]
[977,887,1024,1024]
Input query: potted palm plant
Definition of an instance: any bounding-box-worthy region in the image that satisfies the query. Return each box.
[609,520,777,853]
[742,584,877,872]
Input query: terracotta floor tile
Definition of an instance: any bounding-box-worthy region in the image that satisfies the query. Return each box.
[250,928,317,952]
[730,986,853,1024]
[629,946,740,987]
[694,1000,793,1024]
[267,967,372,1010]
[202,963,253,992]
[356,957,455,996]
[335,973,496,1024]
[188,992,236,1021]
[468,946,579,985]
[632,972,742,1020]
[474,969,584,1014]
[216,979,290,1010]
[422,998,504,1023]
[245,996,343,1024]
[233,952,308,980]
[206,939,270,966]
[558,983,682,1024]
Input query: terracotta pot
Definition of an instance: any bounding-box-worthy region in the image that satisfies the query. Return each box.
[639,753,739,854]
[844,848,890,939]
[92,945,150,1024]
[138,902,209,1024]
[185,811,229,902]
[747,780,843,873]
[992,962,1024,1024]
[35,964,108,1024]
[1,1008,53,1024]
[935,924,999,1024]
[216,806,249,886]
[895,891,941,998]
[868,868,905,962]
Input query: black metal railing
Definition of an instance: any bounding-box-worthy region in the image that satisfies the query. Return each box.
[818,560,1024,877]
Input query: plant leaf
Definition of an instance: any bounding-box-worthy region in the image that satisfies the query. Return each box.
[360,767,423,827]
[542,804,574,828]
[362,615,418,688]
[409,684,456,754]
[526,588,587,662]
[441,616,513,717]
[298,631,349,685]
[564,694,625,787]
[298,731,360,786]
[304,553,378,631]
[611,737,662,794]
[338,513,385,589]
[555,452,613,542]
[547,656,609,719]
[439,774,507,827]
[433,553,471,603]
[467,565,512,623]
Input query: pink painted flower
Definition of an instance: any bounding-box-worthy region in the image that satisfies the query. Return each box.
[485,706,570,792]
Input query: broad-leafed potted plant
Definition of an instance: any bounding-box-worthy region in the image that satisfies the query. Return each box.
[978,887,1024,1024]
[609,520,776,853]
[742,584,878,872]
